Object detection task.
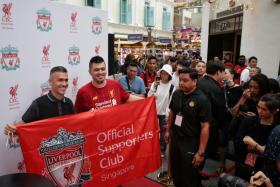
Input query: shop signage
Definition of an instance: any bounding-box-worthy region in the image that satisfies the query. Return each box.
[128,34,143,41]
[217,5,243,18]
[159,38,171,44]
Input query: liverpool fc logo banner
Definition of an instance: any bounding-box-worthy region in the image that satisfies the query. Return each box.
[17,97,161,187]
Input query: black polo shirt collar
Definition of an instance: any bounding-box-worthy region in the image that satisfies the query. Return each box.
[204,75,220,87]
[47,91,66,103]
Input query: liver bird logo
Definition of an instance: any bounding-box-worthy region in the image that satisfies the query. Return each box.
[71,12,77,23]
[95,45,100,55]
[17,161,25,173]
[63,163,76,185]
[9,84,18,99]
[42,45,50,58]
[2,3,12,18]
[72,77,78,87]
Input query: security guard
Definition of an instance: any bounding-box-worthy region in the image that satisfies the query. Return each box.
[165,68,212,187]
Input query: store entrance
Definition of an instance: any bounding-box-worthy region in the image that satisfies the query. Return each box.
[208,32,241,64]
[207,13,243,65]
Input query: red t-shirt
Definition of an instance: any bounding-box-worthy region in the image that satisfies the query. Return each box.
[140,70,156,88]
[75,80,130,113]
[234,64,247,84]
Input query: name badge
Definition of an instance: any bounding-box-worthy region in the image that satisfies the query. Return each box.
[175,114,183,127]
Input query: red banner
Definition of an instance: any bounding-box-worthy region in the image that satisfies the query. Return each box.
[17,96,161,187]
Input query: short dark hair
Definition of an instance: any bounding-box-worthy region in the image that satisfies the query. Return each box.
[128,62,138,68]
[170,57,177,62]
[248,56,258,63]
[268,78,280,94]
[50,66,67,76]
[178,68,198,80]
[89,56,105,69]
[206,61,225,75]
[177,60,189,68]
[197,60,206,64]
[147,56,157,62]
[239,55,246,59]
[226,67,239,80]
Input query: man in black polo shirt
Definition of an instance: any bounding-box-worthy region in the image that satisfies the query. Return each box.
[165,68,211,187]
[4,66,74,135]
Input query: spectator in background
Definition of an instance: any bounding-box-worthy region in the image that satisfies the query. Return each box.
[223,56,234,68]
[243,66,262,89]
[190,58,199,69]
[214,56,220,62]
[140,56,157,94]
[122,54,134,75]
[268,78,280,94]
[231,73,271,117]
[119,62,145,97]
[195,61,206,79]
[113,52,121,80]
[171,60,189,89]
[137,57,145,76]
[262,122,280,187]
[249,67,262,78]
[234,55,247,84]
[235,94,280,181]
[148,64,174,158]
[224,67,243,120]
[169,56,177,74]
[198,61,228,170]
[240,56,258,85]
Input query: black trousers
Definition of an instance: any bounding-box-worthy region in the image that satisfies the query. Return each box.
[170,136,202,187]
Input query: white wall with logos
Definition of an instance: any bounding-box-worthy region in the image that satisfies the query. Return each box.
[0,0,107,175]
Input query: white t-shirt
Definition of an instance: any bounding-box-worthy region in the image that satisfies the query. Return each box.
[240,67,251,84]
[171,73,179,89]
[148,81,174,115]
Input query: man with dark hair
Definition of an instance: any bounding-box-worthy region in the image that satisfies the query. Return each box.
[240,56,258,85]
[140,56,157,92]
[171,60,189,89]
[165,68,211,187]
[119,62,145,96]
[197,61,228,169]
[234,55,247,84]
[4,66,74,134]
[75,56,142,113]
[169,56,177,73]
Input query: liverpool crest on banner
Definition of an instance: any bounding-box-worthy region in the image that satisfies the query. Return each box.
[39,128,91,187]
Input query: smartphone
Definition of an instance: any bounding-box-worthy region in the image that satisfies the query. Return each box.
[156,76,160,81]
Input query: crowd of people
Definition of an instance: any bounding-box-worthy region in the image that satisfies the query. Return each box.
[113,52,280,187]
[3,51,280,187]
